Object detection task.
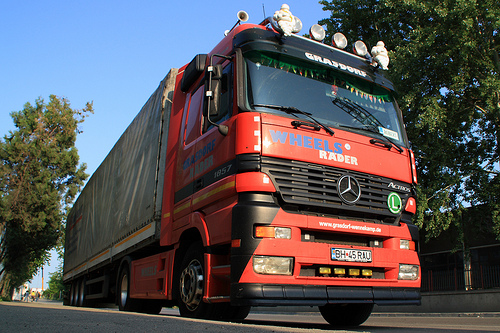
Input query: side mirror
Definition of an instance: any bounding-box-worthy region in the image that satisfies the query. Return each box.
[205,64,223,119]
[205,54,232,136]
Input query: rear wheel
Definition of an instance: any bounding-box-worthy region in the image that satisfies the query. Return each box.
[319,303,373,327]
[118,264,136,311]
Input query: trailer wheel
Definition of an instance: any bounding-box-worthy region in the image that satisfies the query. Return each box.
[319,303,373,327]
[177,242,212,318]
[69,281,77,306]
[76,278,86,307]
[118,264,135,311]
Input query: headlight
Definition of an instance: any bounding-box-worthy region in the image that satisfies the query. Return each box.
[255,226,291,239]
[398,264,419,280]
[400,239,415,250]
[253,256,293,275]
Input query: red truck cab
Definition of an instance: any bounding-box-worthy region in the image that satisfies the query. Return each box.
[160,18,420,324]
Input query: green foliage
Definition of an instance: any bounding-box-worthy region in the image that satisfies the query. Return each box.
[319,0,500,244]
[0,95,92,298]
[42,263,67,300]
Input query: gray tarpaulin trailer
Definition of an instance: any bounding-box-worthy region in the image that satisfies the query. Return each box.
[63,69,178,283]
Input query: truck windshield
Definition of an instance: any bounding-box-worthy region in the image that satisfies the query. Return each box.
[244,50,407,147]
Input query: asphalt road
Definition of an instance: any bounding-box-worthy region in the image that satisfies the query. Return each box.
[1,300,500,333]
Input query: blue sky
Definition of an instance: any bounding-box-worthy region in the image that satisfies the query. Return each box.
[1,1,328,289]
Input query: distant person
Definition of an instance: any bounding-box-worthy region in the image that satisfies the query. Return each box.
[24,290,29,302]
[35,291,40,302]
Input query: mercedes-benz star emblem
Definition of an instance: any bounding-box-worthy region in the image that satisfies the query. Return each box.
[338,175,361,204]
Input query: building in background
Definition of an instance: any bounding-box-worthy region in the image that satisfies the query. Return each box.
[420,205,500,292]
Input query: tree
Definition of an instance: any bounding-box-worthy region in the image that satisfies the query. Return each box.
[319,0,500,243]
[0,95,92,299]
[42,263,67,300]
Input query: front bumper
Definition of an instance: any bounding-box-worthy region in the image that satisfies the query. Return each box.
[232,283,421,306]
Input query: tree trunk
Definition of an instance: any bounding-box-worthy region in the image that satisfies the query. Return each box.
[0,273,13,300]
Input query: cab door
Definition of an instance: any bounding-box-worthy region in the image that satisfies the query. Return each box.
[191,63,237,243]
[173,62,236,228]
[172,86,202,223]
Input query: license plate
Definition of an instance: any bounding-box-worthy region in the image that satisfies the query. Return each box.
[331,248,372,263]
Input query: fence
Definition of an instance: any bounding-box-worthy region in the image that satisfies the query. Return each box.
[422,265,500,292]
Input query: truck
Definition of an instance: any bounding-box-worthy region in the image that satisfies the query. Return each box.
[63,5,420,327]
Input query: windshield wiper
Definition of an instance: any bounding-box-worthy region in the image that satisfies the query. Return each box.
[331,97,385,128]
[252,104,334,136]
[330,97,403,153]
[340,124,404,153]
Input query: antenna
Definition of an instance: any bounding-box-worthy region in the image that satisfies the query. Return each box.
[262,3,266,19]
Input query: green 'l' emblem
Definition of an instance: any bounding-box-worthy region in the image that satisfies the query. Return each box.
[387,192,402,214]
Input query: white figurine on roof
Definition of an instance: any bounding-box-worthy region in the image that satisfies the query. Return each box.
[273,4,294,36]
[371,41,389,70]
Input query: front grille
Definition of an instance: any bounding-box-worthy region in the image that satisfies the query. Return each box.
[261,156,410,225]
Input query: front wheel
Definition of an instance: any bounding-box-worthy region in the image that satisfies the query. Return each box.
[177,242,213,319]
[319,303,373,327]
[212,303,251,322]
[136,299,163,315]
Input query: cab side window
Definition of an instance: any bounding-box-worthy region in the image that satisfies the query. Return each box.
[185,86,203,144]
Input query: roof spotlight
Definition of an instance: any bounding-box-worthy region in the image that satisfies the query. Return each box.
[309,24,326,42]
[332,32,347,49]
[293,17,303,34]
[353,40,368,57]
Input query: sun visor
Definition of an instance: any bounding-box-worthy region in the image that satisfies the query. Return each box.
[180,54,207,92]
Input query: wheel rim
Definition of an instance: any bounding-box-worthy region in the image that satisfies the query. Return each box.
[120,273,128,308]
[179,259,204,311]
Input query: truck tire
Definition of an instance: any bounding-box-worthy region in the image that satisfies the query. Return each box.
[136,300,163,315]
[212,303,251,321]
[69,281,76,306]
[177,242,213,319]
[319,303,373,327]
[77,278,85,307]
[118,264,136,311]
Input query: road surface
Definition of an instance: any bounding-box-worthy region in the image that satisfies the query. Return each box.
[1,300,499,332]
